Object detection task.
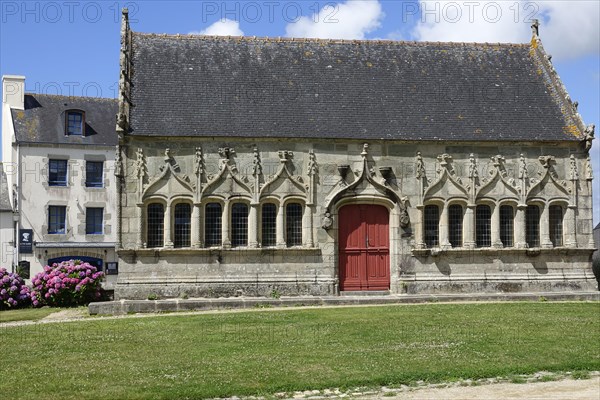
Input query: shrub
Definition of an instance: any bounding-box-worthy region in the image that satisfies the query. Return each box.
[0,267,30,309]
[30,260,104,307]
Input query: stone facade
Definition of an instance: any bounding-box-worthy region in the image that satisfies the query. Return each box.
[114,12,596,299]
[116,138,596,299]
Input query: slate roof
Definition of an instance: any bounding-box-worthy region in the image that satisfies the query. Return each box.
[11,94,118,146]
[128,34,582,141]
[0,163,12,212]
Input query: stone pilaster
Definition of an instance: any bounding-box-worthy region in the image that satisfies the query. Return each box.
[439,204,450,249]
[276,204,286,248]
[136,204,144,248]
[564,205,577,248]
[540,205,553,249]
[222,202,231,248]
[248,204,259,248]
[491,204,502,248]
[192,204,202,248]
[164,204,173,248]
[414,205,425,249]
[463,204,476,249]
[515,204,527,248]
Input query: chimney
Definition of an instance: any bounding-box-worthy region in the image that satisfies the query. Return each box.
[2,75,25,110]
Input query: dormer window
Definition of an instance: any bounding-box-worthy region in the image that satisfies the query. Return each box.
[66,110,84,136]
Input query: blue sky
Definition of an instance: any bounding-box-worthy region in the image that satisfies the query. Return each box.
[1,0,599,223]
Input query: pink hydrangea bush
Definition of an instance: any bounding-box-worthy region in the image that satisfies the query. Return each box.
[0,267,30,309]
[30,260,104,307]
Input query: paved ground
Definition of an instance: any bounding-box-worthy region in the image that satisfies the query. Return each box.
[359,377,600,400]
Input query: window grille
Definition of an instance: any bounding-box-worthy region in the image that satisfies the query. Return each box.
[49,160,68,186]
[475,205,491,247]
[85,161,104,188]
[174,203,191,248]
[526,205,540,248]
[261,203,277,247]
[549,205,563,247]
[424,205,439,247]
[231,203,249,247]
[448,204,463,248]
[48,206,66,234]
[286,203,303,247]
[85,208,103,234]
[205,203,222,247]
[499,205,514,247]
[147,203,164,248]
[66,111,84,135]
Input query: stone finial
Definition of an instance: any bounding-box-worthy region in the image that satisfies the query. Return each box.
[114,147,123,177]
[164,148,172,161]
[194,147,204,176]
[490,155,507,178]
[416,151,426,179]
[468,153,478,179]
[218,147,235,160]
[278,150,293,163]
[307,150,318,176]
[361,143,369,157]
[518,154,528,179]
[585,156,594,180]
[569,155,579,181]
[531,19,539,37]
[134,148,146,179]
[252,147,262,177]
[538,155,555,169]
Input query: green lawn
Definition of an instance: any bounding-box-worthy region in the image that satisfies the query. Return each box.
[1,302,599,399]
[0,307,64,323]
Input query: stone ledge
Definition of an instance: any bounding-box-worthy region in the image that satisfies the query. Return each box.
[89,291,600,315]
[412,247,596,257]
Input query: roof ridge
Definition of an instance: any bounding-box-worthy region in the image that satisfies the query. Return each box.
[132,31,528,48]
[24,93,118,102]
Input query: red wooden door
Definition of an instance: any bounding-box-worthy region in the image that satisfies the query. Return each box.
[339,204,390,291]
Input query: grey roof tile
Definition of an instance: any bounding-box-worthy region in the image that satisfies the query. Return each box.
[11,94,118,146]
[128,34,581,142]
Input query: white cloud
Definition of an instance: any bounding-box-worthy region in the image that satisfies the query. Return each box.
[410,1,599,61]
[285,0,384,40]
[190,19,244,36]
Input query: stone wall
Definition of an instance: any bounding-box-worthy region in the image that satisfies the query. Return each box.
[116,137,596,299]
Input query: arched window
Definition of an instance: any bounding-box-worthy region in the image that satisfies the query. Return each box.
[261,203,277,247]
[476,205,491,248]
[205,203,222,247]
[526,205,540,248]
[448,204,463,248]
[286,203,303,247]
[424,205,439,247]
[174,203,191,248]
[499,205,514,247]
[231,203,249,247]
[549,205,563,247]
[147,203,164,248]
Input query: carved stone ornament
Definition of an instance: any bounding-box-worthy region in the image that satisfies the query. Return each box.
[134,148,146,179]
[252,147,262,177]
[584,124,595,152]
[307,150,318,176]
[114,147,123,177]
[416,151,426,179]
[321,212,333,231]
[585,156,594,180]
[194,147,204,176]
[399,197,410,229]
[569,154,579,181]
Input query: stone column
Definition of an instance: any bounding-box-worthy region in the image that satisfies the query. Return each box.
[491,204,502,248]
[515,204,527,248]
[564,205,577,248]
[164,204,173,248]
[304,205,314,248]
[540,204,553,248]
[463,204,476,249]
[439,204,450,249]
[222,201,231,248]
[248,204,259,248]
[276,203,286,248]
[414,205,425,249]
[192,204,202,248]
[136,204,144,248]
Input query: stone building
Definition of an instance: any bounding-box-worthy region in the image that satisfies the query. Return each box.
[115,11,596,299]
[1,75,119,282]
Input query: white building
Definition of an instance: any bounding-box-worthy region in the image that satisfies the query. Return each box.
[1,75,119,286]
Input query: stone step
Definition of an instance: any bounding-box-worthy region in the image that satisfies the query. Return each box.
[340,291,391,296]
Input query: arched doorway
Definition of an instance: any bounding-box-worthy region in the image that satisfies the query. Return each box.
[338,204,390,291]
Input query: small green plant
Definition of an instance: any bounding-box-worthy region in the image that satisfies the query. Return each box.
[572,371,591,380]
[509,376,527,384]
[539,375,556,382]
[538,296,548,302]
[180,292,189,300]
[147,293,158,300]
[254,303,272,309]
[270,289,281,299]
